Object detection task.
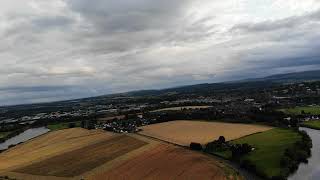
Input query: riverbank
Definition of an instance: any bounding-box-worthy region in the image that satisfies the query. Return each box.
[289,127,320,180]
[301,121,320,130]
[0,128,27,143]
[0,127,50,151]
[206,128,312,179]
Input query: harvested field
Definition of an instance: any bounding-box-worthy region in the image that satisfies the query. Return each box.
[91,144,237,180]
[14,135,147,177]
[151,106,211,112]
[0,128,242,180]
[139,120,273,145]
[0,128,116,171]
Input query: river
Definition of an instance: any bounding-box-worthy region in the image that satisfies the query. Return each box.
[289,127,320,180]
[0,127,50,151]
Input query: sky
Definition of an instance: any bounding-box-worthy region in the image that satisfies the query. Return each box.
[1,0,320,105]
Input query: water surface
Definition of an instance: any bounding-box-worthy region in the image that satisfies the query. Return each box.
[0,127,50,150]
[289,127,320,180]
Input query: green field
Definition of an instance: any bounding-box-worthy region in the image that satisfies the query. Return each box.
[0,132,11,139]
[47,121,81,131]
[302,120,320,130]
[280,106,320,115]
[212,128,302,178]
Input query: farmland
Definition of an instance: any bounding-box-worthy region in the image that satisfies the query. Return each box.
[301,120,320,130]
[213,128,302,178]
[90,144,241,180]
[14,135,147,177]
[139,120,272,146]
[0,128,117,171]
[279,106,320,115]
[150,106,212,112]
[0,132,11,139]
[0,128,241,180]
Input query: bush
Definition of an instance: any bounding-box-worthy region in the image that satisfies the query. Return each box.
[68,123,76,128]
[231,143,252,160]
[190,142,202,151]
[240,159,256,172]
[218,136,226,143]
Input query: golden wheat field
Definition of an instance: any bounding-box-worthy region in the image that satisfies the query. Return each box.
[0,128,149,180]
[139,120,273,145]
[91,143,241,180]
[0,127,243,180]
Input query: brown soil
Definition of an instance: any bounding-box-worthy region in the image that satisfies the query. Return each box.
[14,135,147,177]
[139,120,273,145]
[0,128,115,171]
[91,144,229,180]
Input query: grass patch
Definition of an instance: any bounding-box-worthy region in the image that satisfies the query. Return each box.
[0,131,11,139]
[301,120,320,130]
[232,128,301,178]
[213,150,232,159]
[47,121,81,131]
[279,106,320,115]
[208,128,302,178]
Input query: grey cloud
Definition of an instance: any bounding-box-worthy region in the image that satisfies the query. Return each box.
[232,9,320,33]
[32,16,74,29]
[67,0,191,32]
[65,0,213,53]
[1,1,320,105]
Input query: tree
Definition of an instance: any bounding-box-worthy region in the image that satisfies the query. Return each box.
[218,136,226,143]
[68,122,76,128]
[190,142,203,151]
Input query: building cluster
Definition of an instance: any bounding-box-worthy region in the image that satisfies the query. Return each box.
[1,82,319,129]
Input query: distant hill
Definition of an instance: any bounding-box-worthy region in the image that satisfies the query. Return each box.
[124,70,320,97]
[242,70,320,83]
[2,70,320,108]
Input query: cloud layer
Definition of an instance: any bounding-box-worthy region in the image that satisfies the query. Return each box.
[1,0,320,105]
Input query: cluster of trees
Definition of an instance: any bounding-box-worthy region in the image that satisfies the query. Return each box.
[278,130,312,179]
[204,136,253,160]
[204,136,229,152]
[80,119,97,130]
[145,106,297,128]
[190,142,203,151]
[230,143,252,161]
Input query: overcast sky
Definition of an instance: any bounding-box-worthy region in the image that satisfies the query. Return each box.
[1,0,320,105]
